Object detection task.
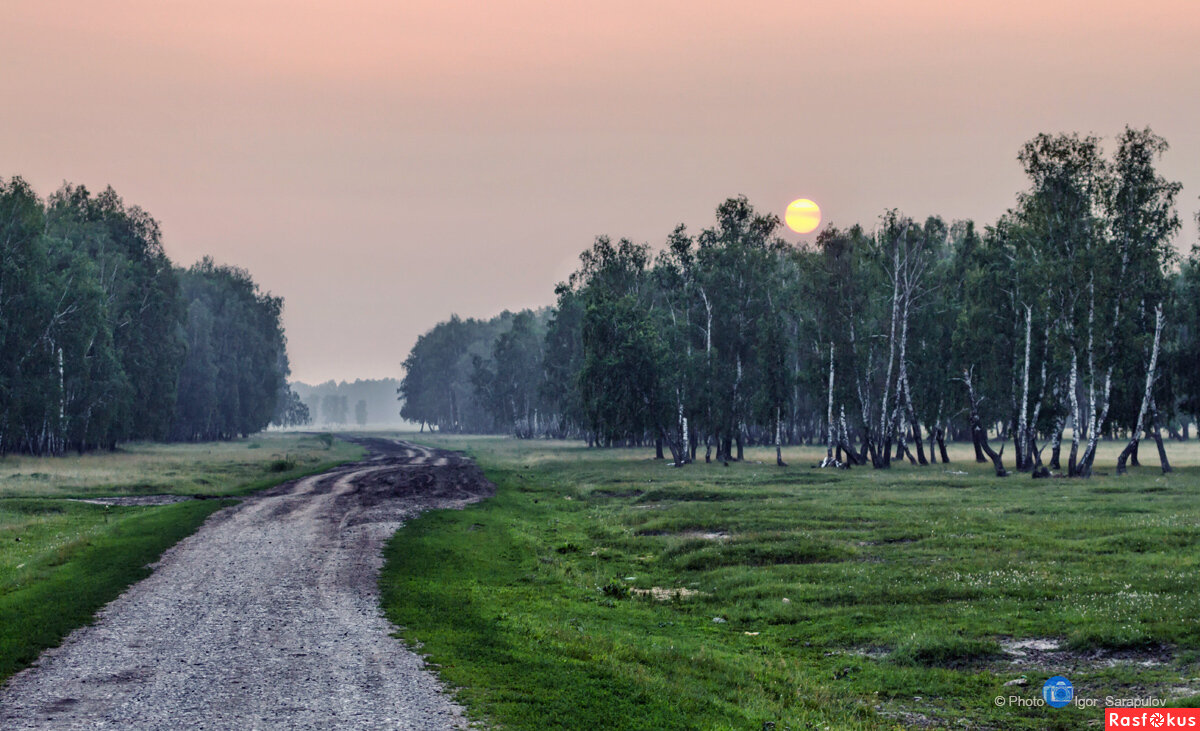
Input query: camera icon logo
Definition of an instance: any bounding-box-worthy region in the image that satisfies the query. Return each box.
[1042,676,1073,708]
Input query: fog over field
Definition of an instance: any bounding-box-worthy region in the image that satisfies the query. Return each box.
[291,378,414,428]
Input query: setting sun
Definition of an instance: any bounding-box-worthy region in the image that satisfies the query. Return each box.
[785,198,821,234]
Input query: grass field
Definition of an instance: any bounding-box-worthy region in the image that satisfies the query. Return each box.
[0,432,362,684]
[381,436,1200,729]
[0,432,360,499]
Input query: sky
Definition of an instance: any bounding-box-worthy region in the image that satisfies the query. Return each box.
[3,1,1199,383]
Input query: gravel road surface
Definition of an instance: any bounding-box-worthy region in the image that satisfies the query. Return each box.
[0,438,493,730]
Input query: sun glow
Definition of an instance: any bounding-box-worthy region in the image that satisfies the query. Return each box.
[785,198,821,234]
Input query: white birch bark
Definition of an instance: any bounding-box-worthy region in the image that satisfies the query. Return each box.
[879,243,901,445]
[821,343,836,467]
[1067,350,1081,474]
[1117,305,1164,474]
[1017,305,1032,468]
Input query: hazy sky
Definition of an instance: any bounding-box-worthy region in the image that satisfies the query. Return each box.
[4,1,1198,383]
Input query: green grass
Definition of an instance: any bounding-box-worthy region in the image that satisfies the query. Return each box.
[380,435,1200,729]
[0,432,361,498]
[0,499,228,681]
[0,431,363,684]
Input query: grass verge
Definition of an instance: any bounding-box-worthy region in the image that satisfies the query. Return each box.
[0,432,362,499]
[0,499,227,681]
[380,435,1200,730]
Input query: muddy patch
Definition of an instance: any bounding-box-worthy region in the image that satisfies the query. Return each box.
[842,637,1177,673]
[997,637,1171,670]
[70,495,199,507]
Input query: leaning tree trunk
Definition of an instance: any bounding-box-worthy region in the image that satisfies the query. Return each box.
[1078,364,1113,478]
[972,429,987,463]
[1048,413,1064,470]
[837,406,862,466]
[857,372,876,466]
[657,424,686,467]
[963,368,1008,476]
[1077,280,1117,478]
[895,305,927,466]
[936,425,950,464]
[1117,305,1164,475]
[1149,398,1172,474]
[1118,436,1137,475]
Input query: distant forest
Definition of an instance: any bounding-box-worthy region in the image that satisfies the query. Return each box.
[290,379,408,428]
[399,128,1200,477]
[0,177,299,455]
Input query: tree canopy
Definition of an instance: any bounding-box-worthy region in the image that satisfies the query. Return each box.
[0,178,293,454]
[398,127,1200,478]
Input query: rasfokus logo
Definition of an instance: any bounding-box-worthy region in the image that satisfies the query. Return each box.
[1106,708,1200,728]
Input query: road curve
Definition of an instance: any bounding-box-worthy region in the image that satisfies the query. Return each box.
[0,438,492,730]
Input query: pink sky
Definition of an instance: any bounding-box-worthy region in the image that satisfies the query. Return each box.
[4,1,1198,382]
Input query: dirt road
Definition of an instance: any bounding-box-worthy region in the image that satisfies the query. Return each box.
[0,438,492,730]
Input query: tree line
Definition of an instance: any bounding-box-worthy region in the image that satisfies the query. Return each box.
[399,127,1200,477]
[400,309,552,434]
[0,177,297,455]
[289,378,406,428]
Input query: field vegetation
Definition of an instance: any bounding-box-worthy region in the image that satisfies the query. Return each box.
[0,432,358,499]
[382,435,1200,729]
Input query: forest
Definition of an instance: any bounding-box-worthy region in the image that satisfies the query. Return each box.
[399,128,1200,477]
[0,177,302,455]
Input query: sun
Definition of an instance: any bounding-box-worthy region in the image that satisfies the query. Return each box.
[785,198,821,234]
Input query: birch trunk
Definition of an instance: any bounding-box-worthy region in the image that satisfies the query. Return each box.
[775,406,785,466]
[1048,414,1064,469]
[1026,327,1049,471]
[1117,305,1164,474]
[1078,366,1112,477]
[1016,305,1033,470]
[821,343,837,467]
[1149,398,1172,474]
[879,245,901,456]
[1067,351,1081,476]
[896,310,926,466]
[964,368,1009,476]
[679,403,690,465]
